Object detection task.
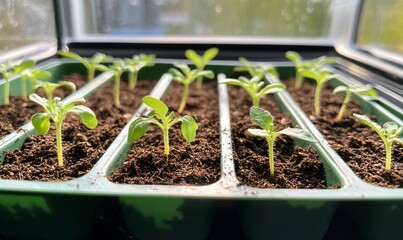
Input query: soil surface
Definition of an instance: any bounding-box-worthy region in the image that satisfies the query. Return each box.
[0,75,155,181]
[285,79,403,188]
[0,73,86,139]
[109,81,221,185]
[228,85,328,189]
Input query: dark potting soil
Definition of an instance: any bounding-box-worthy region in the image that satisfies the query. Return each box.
[109,81,221,185]
[0,76,155,181]
[228,86,328,189]
[285,79,403,188]
[0,73,86,139]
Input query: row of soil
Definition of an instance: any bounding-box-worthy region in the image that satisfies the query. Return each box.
[109,80,221,185]
[0,75,155,181]
[285,79,403,188]
[227,85,328,189]
[0,74,86,139]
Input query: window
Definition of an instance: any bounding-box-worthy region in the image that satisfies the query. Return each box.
[357,0,403,59]
[0,0,56,60]
[61,0,359,44]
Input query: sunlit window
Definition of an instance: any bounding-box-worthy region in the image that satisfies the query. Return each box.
[0,0,56,54]
[61,0,360,44]
[357,0,403,56]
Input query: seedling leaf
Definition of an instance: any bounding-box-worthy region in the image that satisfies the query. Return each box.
[70,105,98,129]
[181,115,198,142]
[128,117,151,142]
[250,106,273,130]
[279,128,317,142]
[31,113,51,134]
[247,128,268,137]
[143,96,169,117]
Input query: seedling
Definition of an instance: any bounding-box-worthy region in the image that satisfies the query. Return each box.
[247,106,316,177]
[299,69,338,116]
[57,51,112,81]
[32,80,76,100]
[333,84,378,120]
[128,96,198,156]
[0,60,37,104]
[234,57,279,79]
[125,54,155,91]
[18,67,53,101]
[96,59,127,107]
[185,47,218,90]
[219,75,285,107]
[285,51,336,89]
[169,63,214,113]
[30,94,98,167]
[353,114,402,170]
[11,60,37,100]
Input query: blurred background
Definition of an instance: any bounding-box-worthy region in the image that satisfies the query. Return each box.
[1,0,402,55]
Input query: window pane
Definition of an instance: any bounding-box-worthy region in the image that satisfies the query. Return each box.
[357,0,403,55]
[64,0,346,42]
[0,0,56,53]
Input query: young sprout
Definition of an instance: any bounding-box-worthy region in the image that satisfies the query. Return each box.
[285,51,336,89]
[219,75,285,107]
[57,51,112,81]
[247,106,316,177]
[0,60,37,104]
[30,94,98,167]
[32,80,76,100]
[128,96,198,156]
[234,57,279,79]
[169,63,214,113]
[185,48,219,90]
[125,54,155,91]
[12,60,36,101]
[96,59,127,107]
[333,84,378,121]
[353,114,403,170]
[299,69,338,116]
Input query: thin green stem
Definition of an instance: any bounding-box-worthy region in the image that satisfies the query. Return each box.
[268,137,275,177]
[385,140,392,170]
[128,72,138,91]
[314,83,323,116]
[295,72,303,89]
[45,89,53,101]
[87,68,95,82]
[196,76,203,90]
[336,91,351,121]
[178,83,189,113]
[163,127,169,156]
[252,95,260,107]
[4,78,9,105]
[114,74,121,107]
[21,78,28,101]
[56,120,64,167]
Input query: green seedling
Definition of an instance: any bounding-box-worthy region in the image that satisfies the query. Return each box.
[169,63,214,113]
[32,80,76,100]
[185,47,219,90]
[125,54,155,91]
[128,96,198,156]
[57,51,112,81]
[12,60,37,101]
[353,114,403,170]
[0,60,37,104]
[30,94,98,167]
[18,67,53,101]
[247,106,316,177]
[299,69,338,116]
[234,57,279,79]
[333,84,378,121]
[285,51,336,89]
[96,59,127,107]
[219,75,285,107]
